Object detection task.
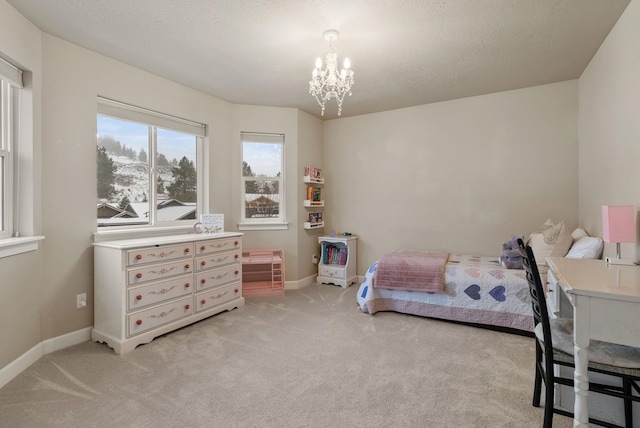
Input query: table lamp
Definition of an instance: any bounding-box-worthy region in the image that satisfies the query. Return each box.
[602,205,637,265]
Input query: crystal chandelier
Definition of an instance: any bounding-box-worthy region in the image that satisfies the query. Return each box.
[309,30,354,116]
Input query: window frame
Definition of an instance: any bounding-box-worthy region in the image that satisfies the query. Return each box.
[96,97,206,232]
[0,54,43,258]
[239,132,287,230]
[0,67,18,240]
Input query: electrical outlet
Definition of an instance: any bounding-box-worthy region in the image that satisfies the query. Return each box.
[76,293,87,309]
[312,255,319,265]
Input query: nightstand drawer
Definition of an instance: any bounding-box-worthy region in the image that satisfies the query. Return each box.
[319,265,346,279]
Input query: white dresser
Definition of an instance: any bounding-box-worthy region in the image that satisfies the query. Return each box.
[92,233,244,354]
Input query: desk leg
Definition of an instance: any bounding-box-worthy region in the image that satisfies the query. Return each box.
[573,296,590,427]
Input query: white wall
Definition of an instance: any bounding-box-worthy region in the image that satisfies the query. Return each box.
[324,81,579,272]
[578,0,640,260]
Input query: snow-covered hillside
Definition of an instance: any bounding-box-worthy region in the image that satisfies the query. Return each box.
[104,155,175,204]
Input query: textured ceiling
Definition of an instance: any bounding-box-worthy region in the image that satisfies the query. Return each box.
[6,0,631,119]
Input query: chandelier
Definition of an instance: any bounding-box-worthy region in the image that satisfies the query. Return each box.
[309,30,354,116]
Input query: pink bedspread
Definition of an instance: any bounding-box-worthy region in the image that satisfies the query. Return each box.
[372,251,450,292]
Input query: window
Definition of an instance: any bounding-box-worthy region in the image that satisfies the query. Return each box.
[240,132,285,227]
[0,58,22,240]
[97,97,206,229]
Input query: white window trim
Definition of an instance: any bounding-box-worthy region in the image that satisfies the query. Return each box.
[95,97,207,237]
[238,222,288,231]
[0,235,44,258]
[0,54,41,259]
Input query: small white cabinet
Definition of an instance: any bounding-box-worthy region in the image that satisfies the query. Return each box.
[317,236,357,288]
[93,233,243,354]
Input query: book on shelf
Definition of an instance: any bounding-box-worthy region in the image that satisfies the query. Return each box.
[323,244,347,265]
[306,212,323,224]
[306,187,322,202]
[304,166,322,179]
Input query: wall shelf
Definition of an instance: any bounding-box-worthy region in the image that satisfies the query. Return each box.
[304,221,324,230]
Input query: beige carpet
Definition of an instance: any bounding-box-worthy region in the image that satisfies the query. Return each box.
[0,284,572,428]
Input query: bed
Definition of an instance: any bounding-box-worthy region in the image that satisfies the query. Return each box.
[357,253,534,332]
[356,224,605,334]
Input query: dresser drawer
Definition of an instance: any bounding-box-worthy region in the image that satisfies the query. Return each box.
[128,260,193,285]
[196,237,241,256]
[196,283,241,312]
[196,264,241,291]
[127,243,193,266]
[318,265,346,279]
[127,296,194,337]
[127,274,193,311]
[195,250,241,272]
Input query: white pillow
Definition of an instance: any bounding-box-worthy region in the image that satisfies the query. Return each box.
[565,236,604,259]
[571,227,589,240]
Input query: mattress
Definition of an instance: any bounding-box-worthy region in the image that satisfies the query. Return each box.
[357,254,534,332]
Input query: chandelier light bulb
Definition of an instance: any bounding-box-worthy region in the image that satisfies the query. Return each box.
[315,57,322,69]
[343,58,351,69]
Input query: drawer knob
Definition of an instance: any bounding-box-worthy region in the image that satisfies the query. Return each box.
[135,254,142,260]
[136,294,142,301]
[184,248,190,253]
[201,299,206,305]
[234,254,239,259]
[234,270,239,275]
[184,264,190,269]
[201,279,206,284]
[234,241,239,246]
[185,283,190,288]
[200,245,206,251]
[136,273,143,279]
[234,288,239,293]
[201,261,206,266]
[136,319,142,326]
[185,304,190,310]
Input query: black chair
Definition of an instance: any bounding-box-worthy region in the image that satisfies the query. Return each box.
[517,238,640,428]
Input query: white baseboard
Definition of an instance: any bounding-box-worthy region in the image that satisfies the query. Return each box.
[285,275,363,290]
[0,326,92,389]
[285,274,317,290]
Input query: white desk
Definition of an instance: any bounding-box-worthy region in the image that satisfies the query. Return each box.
[546,257,640,427]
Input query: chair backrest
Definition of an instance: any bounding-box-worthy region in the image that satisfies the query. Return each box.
[517,238,554,353]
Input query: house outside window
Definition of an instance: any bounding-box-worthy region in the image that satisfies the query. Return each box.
[96,97,206,229]
[240,132,285,229]
[0,59,22,240]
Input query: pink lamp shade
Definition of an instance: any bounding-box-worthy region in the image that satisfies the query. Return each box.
[602,205,636,243]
